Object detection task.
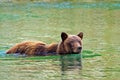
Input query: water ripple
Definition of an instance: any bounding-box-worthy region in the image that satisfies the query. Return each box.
[0,2,120,9]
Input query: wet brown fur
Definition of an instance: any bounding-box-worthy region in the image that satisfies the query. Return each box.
[6,32,83,56]
[57,32,83,54]
[6,41,58,56]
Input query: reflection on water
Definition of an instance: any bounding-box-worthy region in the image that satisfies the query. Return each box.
[60,54,82,80]
[60,54,82,71]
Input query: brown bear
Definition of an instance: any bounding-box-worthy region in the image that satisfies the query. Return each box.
[57,32,83,55]
[6,32,83,56]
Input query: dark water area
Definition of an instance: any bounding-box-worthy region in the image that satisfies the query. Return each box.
[0,1,120,80]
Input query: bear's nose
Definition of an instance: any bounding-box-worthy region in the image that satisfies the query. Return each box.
[77,47,82,50]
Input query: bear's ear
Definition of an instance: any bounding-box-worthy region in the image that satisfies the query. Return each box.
[77,32,83,39]
[61,32,68,42]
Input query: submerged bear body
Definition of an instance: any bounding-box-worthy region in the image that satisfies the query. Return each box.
[6,41,58,56]
[6,32,83,56]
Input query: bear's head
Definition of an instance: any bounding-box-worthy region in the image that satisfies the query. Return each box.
[57,32,83,55]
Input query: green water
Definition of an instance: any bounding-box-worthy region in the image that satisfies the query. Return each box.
[0,1,120,80]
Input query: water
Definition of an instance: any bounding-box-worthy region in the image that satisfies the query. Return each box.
[0,1,120,80]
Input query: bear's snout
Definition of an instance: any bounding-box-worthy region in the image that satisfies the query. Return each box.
[72,46,82,54]
[77,47,82,51]
[77,46,82,53]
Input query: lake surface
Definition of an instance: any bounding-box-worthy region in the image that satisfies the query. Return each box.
[0,1,120,80]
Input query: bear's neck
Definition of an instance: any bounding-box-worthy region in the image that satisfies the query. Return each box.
[57,42,67,55]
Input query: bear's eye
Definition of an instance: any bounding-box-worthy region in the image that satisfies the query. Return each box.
[70,41,74,43]
[78,41,81,43]
[68,42,74,49]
